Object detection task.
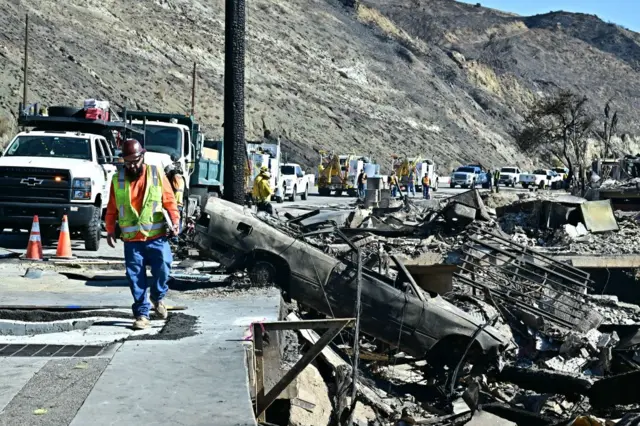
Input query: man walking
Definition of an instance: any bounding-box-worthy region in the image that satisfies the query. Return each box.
[422,173,431,199]
[253,165,274,214]
[407,167,416,197]
[389,171,399,198]
[357,169,367,200]
[106,139,180,330]
[164,162,186,233]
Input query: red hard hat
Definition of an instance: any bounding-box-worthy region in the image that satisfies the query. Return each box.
[122,138,146,158]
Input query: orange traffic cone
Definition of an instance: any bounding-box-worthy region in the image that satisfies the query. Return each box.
[25,215,43,261]
[55,215,73,259]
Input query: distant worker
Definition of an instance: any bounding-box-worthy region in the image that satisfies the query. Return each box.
[407,167,416,197]
[164,163,186,233]
[389,171,399,198]
[357,169,367,199]
[253,165,274,214]
[106,139,180,330]
[422,173,431,199]
[487,169,493,189]
[494,169,500,185]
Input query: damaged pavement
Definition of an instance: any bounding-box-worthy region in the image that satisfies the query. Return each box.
[190,188,640,425]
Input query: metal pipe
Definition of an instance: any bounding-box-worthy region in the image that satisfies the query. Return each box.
[22,14,29,109]
[349,248,363,421]
[460,248,587,305]
[191,62,197,116]
[469,225,591,281]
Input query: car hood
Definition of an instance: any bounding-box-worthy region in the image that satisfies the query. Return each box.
[0,156,97,177]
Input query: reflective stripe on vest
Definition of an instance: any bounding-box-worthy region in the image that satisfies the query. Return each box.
[112,165,165,241]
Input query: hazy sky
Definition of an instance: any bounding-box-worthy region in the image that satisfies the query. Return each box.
[458,0,640,32]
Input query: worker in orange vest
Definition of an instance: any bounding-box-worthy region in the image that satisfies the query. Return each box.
[422,174,431,199]
[105,139,180,330]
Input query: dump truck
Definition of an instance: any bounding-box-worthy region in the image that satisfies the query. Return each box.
[121,110,223,227]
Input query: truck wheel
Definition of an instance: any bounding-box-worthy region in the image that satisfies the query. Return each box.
[334,189,343,197]
[450,183,455,188]
[522,183,528,189]
[83,206,101,251]
[289,186,297,202]
[301,185,308,201]
[461,184,468,189]
[318,187,331,196]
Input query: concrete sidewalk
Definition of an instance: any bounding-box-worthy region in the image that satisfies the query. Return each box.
[0,272,281,426]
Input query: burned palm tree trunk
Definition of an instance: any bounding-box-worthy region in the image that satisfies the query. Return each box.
[223,0,246,205]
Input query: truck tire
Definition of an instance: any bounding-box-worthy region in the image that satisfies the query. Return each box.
[289,186,297,202]
[334,189,343,197]
[318,187,331,196]
[450,183,455,188]
[83,206,101,251]
[522,183,529,189]
[301,185,308,201]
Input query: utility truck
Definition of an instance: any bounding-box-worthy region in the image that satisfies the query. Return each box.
[393,157,439,192]
[0,103,143,250]
[121,110,224,228]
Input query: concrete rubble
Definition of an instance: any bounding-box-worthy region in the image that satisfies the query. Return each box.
[183,189,640,425]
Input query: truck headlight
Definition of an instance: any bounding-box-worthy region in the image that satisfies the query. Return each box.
[72,178,92,200]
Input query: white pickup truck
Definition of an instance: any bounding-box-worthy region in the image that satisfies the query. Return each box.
[0,108,139,250]
[280,163,312,201]
[519,169,562,189]
[497,166,521,187]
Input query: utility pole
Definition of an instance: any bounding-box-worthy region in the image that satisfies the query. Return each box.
[22,13,29,110]
[190,62,197,117]
[223,0,246,205]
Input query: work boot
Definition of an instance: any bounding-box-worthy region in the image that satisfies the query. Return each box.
[153,300,168,320]
[132,316,150,330]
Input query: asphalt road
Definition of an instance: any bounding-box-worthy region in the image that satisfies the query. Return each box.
[0,184,531,257]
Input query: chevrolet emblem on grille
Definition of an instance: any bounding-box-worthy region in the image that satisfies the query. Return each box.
[20,177,44,186]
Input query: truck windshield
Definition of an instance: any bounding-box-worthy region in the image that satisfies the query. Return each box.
[456,167,476,173]
[136,125,181,156]
[533,169,547,175]
[281,165,295,175]
[501,168,517,173]
[5,135,91,160]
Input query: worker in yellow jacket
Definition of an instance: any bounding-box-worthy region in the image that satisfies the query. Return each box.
[253,166,274,215]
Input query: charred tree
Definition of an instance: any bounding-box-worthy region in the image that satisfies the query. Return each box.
[223,0,246,205]
[514,90,595,192]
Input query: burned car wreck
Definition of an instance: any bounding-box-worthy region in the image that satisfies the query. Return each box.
[194,198,513,360]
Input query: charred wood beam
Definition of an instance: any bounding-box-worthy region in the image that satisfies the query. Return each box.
[495,365,593,398]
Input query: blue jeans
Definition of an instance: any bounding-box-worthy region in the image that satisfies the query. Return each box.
[358,183,365,199]
[423,185,430,199]
[124,237,173,318]
[408,183,415,196]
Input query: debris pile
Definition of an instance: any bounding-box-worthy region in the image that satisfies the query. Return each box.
[192,190,640,425]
